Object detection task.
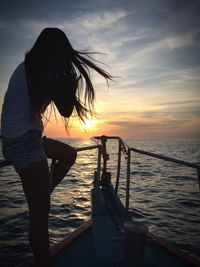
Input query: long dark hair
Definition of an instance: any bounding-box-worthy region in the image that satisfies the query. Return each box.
[25,27,112,128]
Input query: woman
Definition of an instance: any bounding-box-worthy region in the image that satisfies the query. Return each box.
[1,28,112,267]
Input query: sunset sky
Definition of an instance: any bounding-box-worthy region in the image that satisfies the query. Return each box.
[0,0,199,139]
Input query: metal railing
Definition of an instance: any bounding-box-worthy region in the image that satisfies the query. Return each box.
[1,136,199,213]
[93,136,200,212]
[0,144,101,165]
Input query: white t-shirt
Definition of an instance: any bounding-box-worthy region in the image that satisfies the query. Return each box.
[1,62,43,138]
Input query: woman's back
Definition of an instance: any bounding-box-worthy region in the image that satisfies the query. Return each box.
[1,62,42,138]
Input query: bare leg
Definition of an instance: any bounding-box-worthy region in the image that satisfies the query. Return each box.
[19,160,52,267]
[43,138,77,192]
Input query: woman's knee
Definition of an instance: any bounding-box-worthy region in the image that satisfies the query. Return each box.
[70,147,77,164]
[61,146,77,165]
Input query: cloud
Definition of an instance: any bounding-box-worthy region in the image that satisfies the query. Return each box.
[104,114,200,138]
[164,34,196,50]
[72,10,128,31]
[0,0,199,138]
[156,99,200,108]
[108,119,184,129]
[100,96,200,138]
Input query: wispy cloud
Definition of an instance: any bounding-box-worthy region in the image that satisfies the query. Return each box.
[71,10,128,31]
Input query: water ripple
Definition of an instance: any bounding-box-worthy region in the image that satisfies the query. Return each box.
[0,138,200,265]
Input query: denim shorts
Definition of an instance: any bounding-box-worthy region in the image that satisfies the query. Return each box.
[2,130,47,174]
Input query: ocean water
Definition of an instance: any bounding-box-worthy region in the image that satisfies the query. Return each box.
[0,137,200,266]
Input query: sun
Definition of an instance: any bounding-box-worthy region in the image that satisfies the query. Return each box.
[83,119,97,131]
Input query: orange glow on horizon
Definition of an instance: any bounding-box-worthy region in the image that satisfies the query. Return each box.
[43,114,200,139]
[43,115,103,139]
[42,98,200,139]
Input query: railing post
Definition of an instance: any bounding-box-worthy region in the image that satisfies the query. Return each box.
[126,148,131,212]
[115,139,122,193]
[92,146,102,214]
[96,146,101,187]
[50,159,56,191]
[197,167,200,191]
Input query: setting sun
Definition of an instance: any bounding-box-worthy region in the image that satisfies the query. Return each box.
[82,119,97,131]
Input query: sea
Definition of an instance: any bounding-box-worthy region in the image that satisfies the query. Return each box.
[0,137,200,266]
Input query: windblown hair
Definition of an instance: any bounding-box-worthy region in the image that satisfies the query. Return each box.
[25,27,112,128]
